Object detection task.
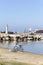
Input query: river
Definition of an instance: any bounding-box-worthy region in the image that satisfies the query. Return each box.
[0,41,43,54]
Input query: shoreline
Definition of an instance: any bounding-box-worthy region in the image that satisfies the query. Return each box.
[0,48,43,65]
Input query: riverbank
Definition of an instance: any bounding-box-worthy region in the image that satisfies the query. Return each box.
[0,61,29,65]
[0,48,43,65]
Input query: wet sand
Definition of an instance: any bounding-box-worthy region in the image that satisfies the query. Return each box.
[0,48,43,65]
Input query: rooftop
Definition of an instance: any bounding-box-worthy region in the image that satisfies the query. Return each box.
[35,30,43,33]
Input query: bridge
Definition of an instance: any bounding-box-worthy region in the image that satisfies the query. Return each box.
[0,32,42,42]
[0,32,29,41]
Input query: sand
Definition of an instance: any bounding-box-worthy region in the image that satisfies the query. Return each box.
[0,48,43,65]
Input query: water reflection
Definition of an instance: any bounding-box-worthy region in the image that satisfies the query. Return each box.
[0,41,24,52]
[0,41,43,54]
[0,41,16,49]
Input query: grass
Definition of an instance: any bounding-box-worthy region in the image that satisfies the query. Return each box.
[0,62,33,65]
[0,61,35,65]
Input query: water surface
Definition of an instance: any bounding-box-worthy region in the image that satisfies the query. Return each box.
[0,41,43,54]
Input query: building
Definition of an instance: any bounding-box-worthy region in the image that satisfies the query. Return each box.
[35,30,43,40]
[35,30,43,33]
[6,25,8,34]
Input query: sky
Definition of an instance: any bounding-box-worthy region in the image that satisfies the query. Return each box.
[0,0,43,32]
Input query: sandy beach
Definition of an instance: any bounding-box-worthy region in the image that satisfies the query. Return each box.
[0,48,43,65]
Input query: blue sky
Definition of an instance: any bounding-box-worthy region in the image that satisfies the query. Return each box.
[0,0,43,32]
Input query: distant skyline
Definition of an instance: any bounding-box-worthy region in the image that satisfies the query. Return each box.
[0,0,43,32]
